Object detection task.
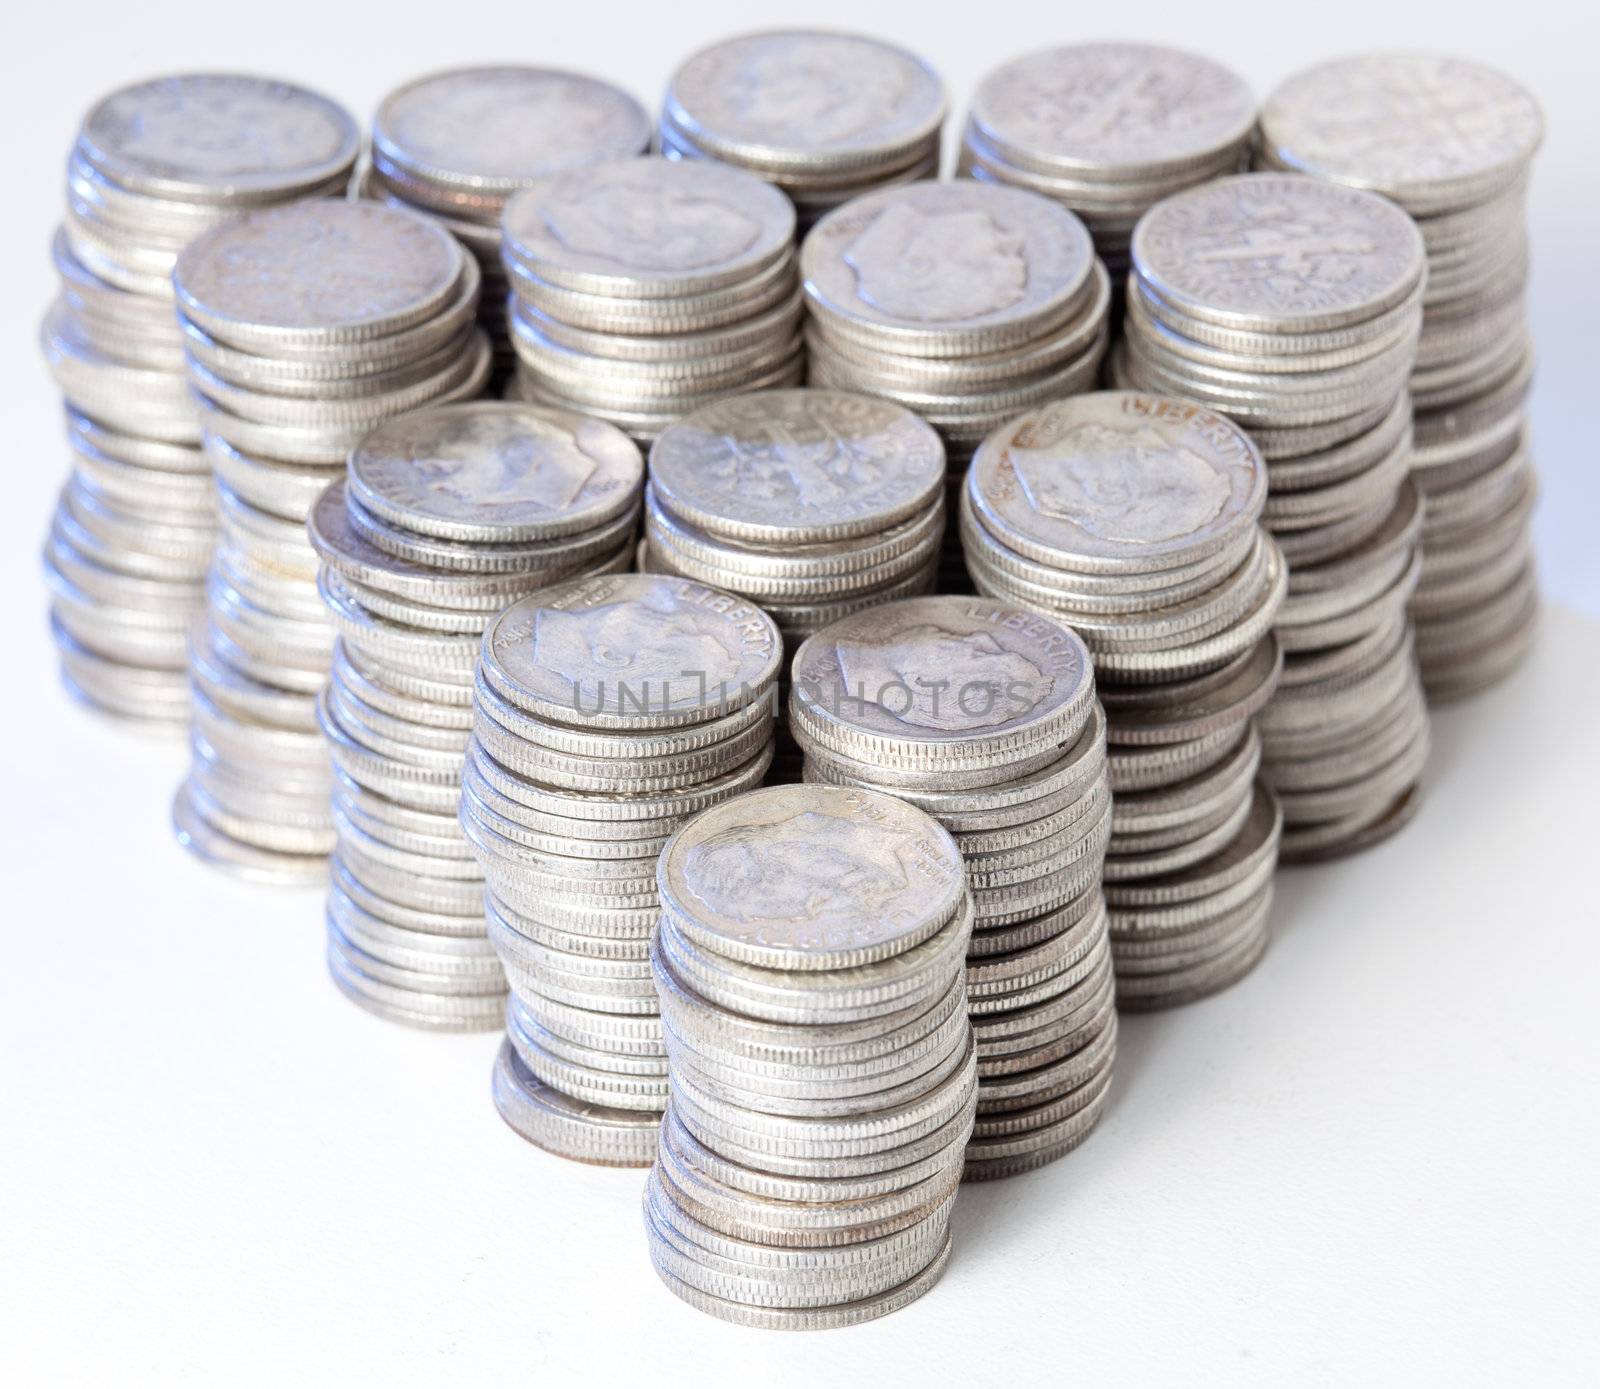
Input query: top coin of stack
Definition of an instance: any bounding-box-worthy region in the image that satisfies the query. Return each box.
[364,66,651,381]
[962,391,1287,1008]
[1257,55,1543,699]
[960,43,1255,285]
[41,73,359,727]
[660,29,945,228]
[170,199,490,883]
[502,156,801,444]
[646,782,976,1329]
[1116,172,1432,859]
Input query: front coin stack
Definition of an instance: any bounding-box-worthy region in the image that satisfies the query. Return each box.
[646,783,975,1328]
[41,73,358,726]
[963,392,1286,1008]
[1258,55,1543,699]
[790,598,1115,1177]
[960,43,1254,289]
[659,29,945,229]
[463,574,781,1164]
[502,157,802,443]
[309,402,645,1028]
[644,389,945,646]
[1117,174,1432,859]
[170,200,490,881]
[801,181,1109,587]
[364,66,651,381]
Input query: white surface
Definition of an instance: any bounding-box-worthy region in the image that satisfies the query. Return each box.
[3,5,1598,1383]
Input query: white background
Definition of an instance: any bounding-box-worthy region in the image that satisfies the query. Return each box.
[2,4,1597,1384]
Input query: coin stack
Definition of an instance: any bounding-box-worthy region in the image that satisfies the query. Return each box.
[959,43,1254,288]
[644,389,945,646]
[1258,55,1543,698]
[170,200,490,882]
[790,597,1115,1177]
[464,574,781,1164]
[801,180,1109,588]
[364,66,651,382]
[309,402,645,1027]
[1116,174,1432,858]
[963,392,1286,1007]
[40,73,358,727]
[646,783,976,1328]
[502,157,802,443]
[659,30,944,229]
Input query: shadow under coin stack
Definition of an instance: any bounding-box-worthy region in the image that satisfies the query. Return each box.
[364,66,651,384]
[644,389,947,781]
[502,157,802,444]
[41,74,358,727]
[959,43,1254,297]
[790,598,1115,1178]
[962,392,1286,1009]
[1258,55,1543,700]
[801,181,1110,591]
[646,783,976,1329]
[170,200,489,882]
[309,402,645,1028]
[463,574,780,1164]
[659,29,945,231]
[1117,174,1431,860]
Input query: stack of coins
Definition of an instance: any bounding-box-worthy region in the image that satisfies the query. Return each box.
[40,74,358,726]
[646,783,975,1328]
[659,30,944,229]
[1116,174,1432,858]
[309,402,645,1027]
[170,200,489,882]
[502,157,802,443]
[802,180,1108,587]
[464,574,780,1164]
[962,392,1286,1007]
[364,66,650,380]
[959,43,1254,286]
[644,389,945,648]
[1258,55,1543,698]
[790,598,1115,1177]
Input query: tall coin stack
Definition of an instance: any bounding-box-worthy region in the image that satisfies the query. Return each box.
[41,74,358,727]
[963,392,1286,1008]
[646,783,976,1328]
[170,200,490,882]
[463,575,780,1164]
[790,598,1116,1177]
[801,181,1109,588]
[1117,174,1432,859]
[364,66,651,382]
[1258,55,1543,699]
[502,157,802,443]
[659,29,944,229]
[310,402,645,1028]
[960,43,1254,292]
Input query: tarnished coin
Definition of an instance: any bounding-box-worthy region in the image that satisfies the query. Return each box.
[648,389,944,544]
[502,156,795,299]
[967,43,1255,181]
[347,401,643,543]
[662,30,944,173]
[1131,173,1427,333]
[657,783,965,972]
[801,181,1095,355]
[968,391,1267,573]
[75,72,359,203]
[480,573,782,729]
[372,67,649,214]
